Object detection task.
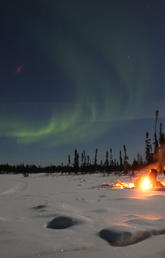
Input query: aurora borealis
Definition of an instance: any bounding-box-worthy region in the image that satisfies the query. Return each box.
[1,1,165,164]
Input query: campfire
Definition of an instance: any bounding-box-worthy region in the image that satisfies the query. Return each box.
[102,111,165,191]
[102,169,165,191]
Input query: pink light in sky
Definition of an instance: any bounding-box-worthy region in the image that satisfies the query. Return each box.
[16,65,23,73]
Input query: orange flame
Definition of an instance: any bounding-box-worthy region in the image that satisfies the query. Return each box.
[105,179,134,189]
[103,176,165,190]
[139,176,152,191]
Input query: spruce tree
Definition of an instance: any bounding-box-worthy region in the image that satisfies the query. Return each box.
[123,145,129,173]
[154,110,159,155]
[105,151,109,166]
[145,131,152,164]
[94,148,98,166]
[74,149,79,168]
[159,123,165,146]
[68,155,71,167]
[119,150,123,167]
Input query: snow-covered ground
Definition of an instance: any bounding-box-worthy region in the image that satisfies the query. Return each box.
[0,173,165,258]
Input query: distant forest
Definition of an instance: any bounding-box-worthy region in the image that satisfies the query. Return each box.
[0,110,164,176]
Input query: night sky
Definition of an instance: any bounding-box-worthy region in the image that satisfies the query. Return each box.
[1,0,165,165]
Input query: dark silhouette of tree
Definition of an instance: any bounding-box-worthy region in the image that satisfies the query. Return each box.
[153,110,159,155]
[94,148,98,166]
[68,155,71,166]
[83,150,86,166]
[155,110,159,136]
[81,152,84,166]
[123,145,128,162]
[145,131,153,164]
[123,145,129,173]
[119,150,123,167]
[74,149,79,169]
[87,155,90,166]
[159,123,165,146]
[105,151,109,167]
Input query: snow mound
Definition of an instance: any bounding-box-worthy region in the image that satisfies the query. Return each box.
[98,228,151,246]
[98,226,165,247]
[46,216,82,229]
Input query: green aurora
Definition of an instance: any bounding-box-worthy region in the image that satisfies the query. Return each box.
[1,1,153,149]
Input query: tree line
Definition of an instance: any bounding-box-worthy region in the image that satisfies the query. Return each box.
[0,110,164,176]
